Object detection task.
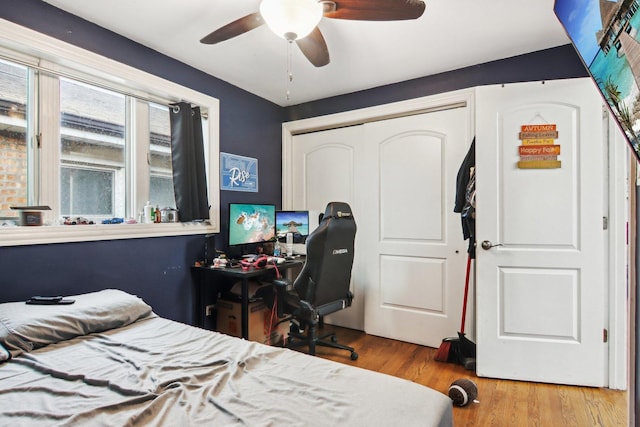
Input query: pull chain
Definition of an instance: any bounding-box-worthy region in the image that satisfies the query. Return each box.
[286,40,293,101]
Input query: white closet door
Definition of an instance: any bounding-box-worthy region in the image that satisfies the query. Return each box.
[361,109,470,346]
[291,107,470,346]
[292,125,366,330]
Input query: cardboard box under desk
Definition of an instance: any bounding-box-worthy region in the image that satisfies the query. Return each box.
[216,298,289,345]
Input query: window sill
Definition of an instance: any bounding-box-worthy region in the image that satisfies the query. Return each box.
[0,222,218,247]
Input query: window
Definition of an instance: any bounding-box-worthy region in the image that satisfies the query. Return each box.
[0,59,29,219]
[59,78,126,219]
[0,19,220,246]
[148,103,175,209]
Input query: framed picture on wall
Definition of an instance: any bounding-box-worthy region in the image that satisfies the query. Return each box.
[220,152,258,192]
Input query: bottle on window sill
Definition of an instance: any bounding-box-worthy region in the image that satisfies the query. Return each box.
[144,201,153,224]
[154,205,161,223]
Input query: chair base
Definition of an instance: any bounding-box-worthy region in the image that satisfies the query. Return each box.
[287,323,359,360]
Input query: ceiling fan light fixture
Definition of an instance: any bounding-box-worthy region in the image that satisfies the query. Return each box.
[260,0,323,41]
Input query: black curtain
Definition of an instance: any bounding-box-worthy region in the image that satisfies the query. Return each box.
[169,102,210,222]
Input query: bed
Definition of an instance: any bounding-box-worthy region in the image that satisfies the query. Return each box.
[0,289,452,426]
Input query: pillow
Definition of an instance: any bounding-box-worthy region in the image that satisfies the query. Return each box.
[0,289,153,357]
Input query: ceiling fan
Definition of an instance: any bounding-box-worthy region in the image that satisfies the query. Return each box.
[200,0,426,67]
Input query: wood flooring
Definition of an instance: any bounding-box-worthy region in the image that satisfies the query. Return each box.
[307,326,628,427]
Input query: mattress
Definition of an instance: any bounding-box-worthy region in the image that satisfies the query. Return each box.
[0,289,452,426]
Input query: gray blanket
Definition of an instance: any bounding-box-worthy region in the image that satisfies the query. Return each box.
[0,314,452,426]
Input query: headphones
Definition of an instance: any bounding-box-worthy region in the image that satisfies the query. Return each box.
[240,255,268,271]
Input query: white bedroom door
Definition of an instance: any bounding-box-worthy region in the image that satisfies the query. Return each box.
[475,79,608,386]
[291,107,471,347]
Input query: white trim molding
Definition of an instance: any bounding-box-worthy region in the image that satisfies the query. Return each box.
[607,109,630,390]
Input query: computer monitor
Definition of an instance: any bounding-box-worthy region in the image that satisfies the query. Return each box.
[275,210,310,243]
[228,203,276,246]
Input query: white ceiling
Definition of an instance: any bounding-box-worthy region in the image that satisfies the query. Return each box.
[42,0,571,107]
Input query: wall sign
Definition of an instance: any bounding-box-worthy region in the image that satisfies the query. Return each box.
[220,152,258,192]
[517,124,561,169]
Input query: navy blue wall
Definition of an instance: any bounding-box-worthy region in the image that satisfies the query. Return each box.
[0,237,204,324]
[0,0,589,326]
[285,44,588,120]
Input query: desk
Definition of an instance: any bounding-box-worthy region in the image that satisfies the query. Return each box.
[192,258,304,339]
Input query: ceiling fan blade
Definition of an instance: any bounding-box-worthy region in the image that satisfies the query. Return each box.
[323,0,426,21]
[200,12,264,44]
[296,27,330,67]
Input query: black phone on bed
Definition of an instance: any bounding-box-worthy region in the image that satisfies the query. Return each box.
[26,296,75,305]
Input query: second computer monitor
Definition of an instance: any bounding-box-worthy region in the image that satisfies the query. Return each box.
[275,210,309,243]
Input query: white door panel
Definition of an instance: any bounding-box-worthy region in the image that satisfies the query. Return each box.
[292,126,365,330]
[500,104,579,248]
[363,109,469,347]
[379,132,444,240]
[476,79,607,386]
[296,144,354,211]
[380,256,445,312]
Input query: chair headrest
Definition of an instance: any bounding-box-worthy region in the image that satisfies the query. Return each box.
[323,202,353,220]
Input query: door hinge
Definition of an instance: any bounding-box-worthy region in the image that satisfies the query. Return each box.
[603,216,608,230]
[36,133,42,149]
[603,328,608,343]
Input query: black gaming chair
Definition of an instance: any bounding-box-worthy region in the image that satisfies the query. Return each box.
[262,202,358,360]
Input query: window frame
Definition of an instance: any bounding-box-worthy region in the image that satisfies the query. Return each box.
[0,18,220,246]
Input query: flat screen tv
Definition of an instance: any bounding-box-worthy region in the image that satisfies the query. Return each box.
[554,0,640,161]
[275,210,310,243]
[228,203,276,246]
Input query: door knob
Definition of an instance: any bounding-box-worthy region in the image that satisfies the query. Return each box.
[481,240,503,250]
